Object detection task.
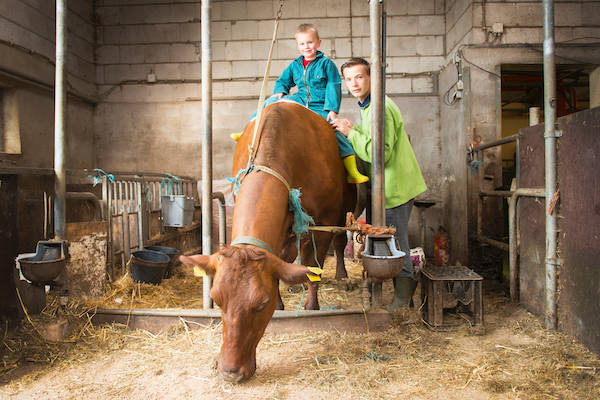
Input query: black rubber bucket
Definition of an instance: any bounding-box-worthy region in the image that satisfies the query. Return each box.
[143,245,180,278]
[130,250,169,285]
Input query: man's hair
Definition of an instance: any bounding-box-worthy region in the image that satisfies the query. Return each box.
[296,23,319,40]
[341,58,371,78]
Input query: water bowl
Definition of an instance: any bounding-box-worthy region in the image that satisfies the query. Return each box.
[17,241,69,285]
[130,250,170,285]
[361,234,406,281]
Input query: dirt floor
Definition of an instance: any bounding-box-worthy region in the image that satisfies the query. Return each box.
[1,258,599,399]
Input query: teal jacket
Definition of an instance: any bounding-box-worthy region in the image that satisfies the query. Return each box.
[347,96,427,208]
[273,51,341,117]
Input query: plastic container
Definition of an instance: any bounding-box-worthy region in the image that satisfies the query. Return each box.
[130,250,170,285]
[143,245,180,278]
[161,195,194,227]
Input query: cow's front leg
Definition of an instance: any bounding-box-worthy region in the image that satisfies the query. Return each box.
[304,281,320,310]
[333,233,348,279]
[276,279,285,310]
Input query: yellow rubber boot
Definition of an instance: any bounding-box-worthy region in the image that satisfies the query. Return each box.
[230,132,243,141]
[343,155,369,184]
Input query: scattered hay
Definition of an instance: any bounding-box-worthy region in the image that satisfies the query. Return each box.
[2,257,599,399]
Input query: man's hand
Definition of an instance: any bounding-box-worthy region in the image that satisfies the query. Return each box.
[331,118,354,137]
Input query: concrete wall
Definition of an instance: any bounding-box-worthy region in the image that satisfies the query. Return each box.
[0,0,96,169]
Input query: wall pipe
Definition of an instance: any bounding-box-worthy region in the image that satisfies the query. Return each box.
[201,0,214,309]
[370,0,385,227]
[543,0,559,330]
[54,0,67,240]
[65,192,104,220]
[212,192,227,246]
[508,188,545,301]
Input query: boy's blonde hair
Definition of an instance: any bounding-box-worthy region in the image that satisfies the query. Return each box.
[295,23,319,40]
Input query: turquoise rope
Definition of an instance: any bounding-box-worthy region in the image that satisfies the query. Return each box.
[88,169,114,187]
[165,173,182,193]
[289,188,314,264]
[226,158,253,206]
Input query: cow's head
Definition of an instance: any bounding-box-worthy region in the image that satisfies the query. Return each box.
[179,245,314,383]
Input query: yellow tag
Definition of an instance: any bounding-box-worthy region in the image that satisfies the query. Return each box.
[306,273,321,282]
[194,266,206,277]
[306,266,323,282]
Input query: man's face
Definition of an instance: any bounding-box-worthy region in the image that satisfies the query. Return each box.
[296,31,321,61]
[343,64,371,102]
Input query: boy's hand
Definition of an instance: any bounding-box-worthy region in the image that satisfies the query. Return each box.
[270,93,284,99]
[331,118,354,137]
[326,111,338,122]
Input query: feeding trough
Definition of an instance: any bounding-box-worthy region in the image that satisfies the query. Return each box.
[143,245,180,278]
[17,241,69,286]
[130,249,170,285]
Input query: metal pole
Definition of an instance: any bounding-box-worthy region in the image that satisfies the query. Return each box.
[543,0,558,330]
[370,0,385,227]
[201,0,214,309]
[54,0,67,240]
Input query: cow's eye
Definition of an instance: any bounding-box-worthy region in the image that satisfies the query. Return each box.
[255,298,270,312]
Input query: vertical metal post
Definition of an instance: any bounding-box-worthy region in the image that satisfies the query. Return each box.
[370,0,385,227]
[201,0,214,309]
[543,0,558,330]
[54,0,67,240]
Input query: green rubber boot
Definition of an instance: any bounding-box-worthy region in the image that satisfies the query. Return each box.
[388,277,417,310]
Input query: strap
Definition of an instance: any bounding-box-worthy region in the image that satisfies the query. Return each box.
[231,236,276,255]
[249,1,284,162]
[254,164,291,192]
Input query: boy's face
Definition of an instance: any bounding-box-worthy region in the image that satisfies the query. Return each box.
[295,31,321,61]
[343,64,371,102]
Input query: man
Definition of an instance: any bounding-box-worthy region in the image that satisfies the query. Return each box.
[331,57,427,309]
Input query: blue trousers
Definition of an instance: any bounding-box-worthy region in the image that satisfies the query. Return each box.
[252,96,355,158]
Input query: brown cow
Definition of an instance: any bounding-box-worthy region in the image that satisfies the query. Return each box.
[180,101,355,382]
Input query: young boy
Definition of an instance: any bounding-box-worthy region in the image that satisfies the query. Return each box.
[247,24,368,184]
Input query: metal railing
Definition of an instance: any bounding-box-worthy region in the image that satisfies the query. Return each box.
[96,171,197,276]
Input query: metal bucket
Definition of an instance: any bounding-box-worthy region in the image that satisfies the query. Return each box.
[161,195,194,227]
[17,241,69,285]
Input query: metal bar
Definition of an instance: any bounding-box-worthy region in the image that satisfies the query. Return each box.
[370,0,385,227]
[137,181,144,249]
[53,0,67,240]
[123,182,131,270]
[479,190,514,198]
[543,0,558,330]
[475,235,509,252]
[201,0,214,309]
[65,192,103,220]
[508,188,545,301]
[472,134,519,152]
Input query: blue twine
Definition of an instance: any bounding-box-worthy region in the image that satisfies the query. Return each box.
[295,283,306,316]
[225,159,253,205]
[470,160,482,175]
[165,173,182,194]
[289,188,314,264]
[88,169,114,187]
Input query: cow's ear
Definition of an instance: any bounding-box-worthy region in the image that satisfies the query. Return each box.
[179,254,217,276]
[273,258,312,284]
